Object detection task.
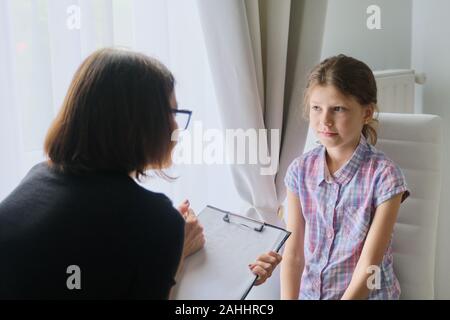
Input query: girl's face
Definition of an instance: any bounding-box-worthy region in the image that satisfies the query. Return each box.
[308,85,373,152]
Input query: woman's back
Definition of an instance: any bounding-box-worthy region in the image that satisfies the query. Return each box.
[0,162,184,299]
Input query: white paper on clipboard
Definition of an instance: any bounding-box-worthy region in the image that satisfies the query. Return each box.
[171,205,290,300]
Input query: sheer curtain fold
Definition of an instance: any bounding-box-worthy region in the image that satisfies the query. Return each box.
[197,0,328,226]
[47,0,81,114]
[48,0,115,114]
[276,0,329,200]
[132,0,169,60]
[196,0,278,225]
[0,0,21,200]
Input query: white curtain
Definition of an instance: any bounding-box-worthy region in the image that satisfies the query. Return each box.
[196,0,328,226]
[0,0,242,213]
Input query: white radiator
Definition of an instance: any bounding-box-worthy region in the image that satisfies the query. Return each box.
[373,69,425,114]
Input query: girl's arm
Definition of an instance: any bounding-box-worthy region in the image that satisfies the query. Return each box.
[341,192,404,300]
[280,189,305,300]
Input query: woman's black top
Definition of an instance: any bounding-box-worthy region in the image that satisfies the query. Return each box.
[0,162,184,299]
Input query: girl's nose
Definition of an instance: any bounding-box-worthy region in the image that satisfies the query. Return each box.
[321,113,333,127]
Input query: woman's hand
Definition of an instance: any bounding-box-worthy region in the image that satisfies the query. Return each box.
[249,251,282,286]
[177,199,190,218]
[177,200,205,258]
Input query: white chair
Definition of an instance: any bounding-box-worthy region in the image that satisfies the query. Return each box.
[377,113,443,299]
[303,112,443,299]
[252,112,443,300]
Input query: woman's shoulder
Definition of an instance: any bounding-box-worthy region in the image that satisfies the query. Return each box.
[1,162,52,201]
[129,183,183,223]
[19,161,51,182]
[130,182,172,206]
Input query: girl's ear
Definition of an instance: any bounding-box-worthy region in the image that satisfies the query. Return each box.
[363,104,375,123]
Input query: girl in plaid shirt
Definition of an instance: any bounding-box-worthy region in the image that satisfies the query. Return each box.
[281,55,409,300]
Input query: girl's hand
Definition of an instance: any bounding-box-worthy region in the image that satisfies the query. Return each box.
[249,251,282,286]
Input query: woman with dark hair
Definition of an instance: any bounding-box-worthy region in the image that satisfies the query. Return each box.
[0,48,281,299]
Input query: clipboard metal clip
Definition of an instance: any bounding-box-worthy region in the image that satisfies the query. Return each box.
[223,213,265,233]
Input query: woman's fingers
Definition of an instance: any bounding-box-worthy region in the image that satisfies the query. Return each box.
[185,215,203,240]
[194,232,206,248]
[186,208,196,218]
[182,210,205,258]
[177,199,190,217]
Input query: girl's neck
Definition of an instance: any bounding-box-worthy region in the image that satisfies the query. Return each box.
[325,138,360,175]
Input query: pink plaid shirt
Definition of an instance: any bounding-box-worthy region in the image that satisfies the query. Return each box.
[285,135,409,300]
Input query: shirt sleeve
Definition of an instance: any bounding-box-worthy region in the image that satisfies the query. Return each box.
[284,157,301,194]
[373,161,410,208]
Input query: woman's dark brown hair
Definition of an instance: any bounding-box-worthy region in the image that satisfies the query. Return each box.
[44,48,175,178]
[303,54,379,145]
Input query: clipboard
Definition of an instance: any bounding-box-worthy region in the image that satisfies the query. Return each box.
[171,205,291,300]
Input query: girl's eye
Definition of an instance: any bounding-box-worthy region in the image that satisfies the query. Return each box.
[333,106,345,112]
[311,105,320,111]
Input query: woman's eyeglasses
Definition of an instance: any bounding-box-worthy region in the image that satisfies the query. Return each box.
[171,109,192,130]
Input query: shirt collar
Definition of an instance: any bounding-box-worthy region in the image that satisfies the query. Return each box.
[317,135,369,186]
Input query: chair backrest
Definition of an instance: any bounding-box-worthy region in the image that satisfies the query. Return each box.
[303,113,443,299]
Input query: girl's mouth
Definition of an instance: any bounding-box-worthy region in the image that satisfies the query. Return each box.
[320,131,338,137]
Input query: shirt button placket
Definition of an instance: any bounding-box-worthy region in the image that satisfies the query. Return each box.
[314,279,321,299]
[320,183,338,296]
[327,229,334,240]
[328,184,339,242]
